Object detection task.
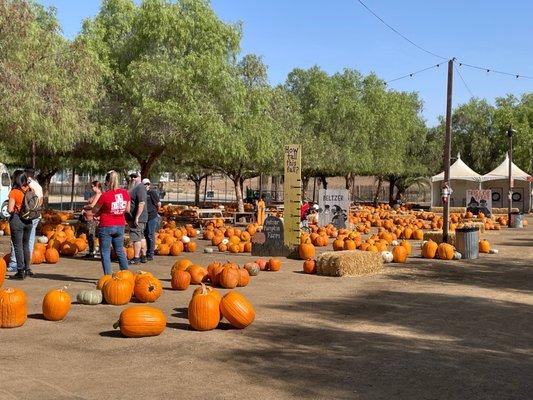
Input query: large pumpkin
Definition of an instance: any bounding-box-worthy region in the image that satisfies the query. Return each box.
[45,248,60,264]
[421,240,438,259]
[392,246,408,263]
[171,270,191,290]
[114,305,166,338]
[0,287,27,328]
[219,291,255,329]
[42,287,71,321]
[102,277,133,305]
[188,284,220,331]
[134,276,162,303]
[437,243,454,260]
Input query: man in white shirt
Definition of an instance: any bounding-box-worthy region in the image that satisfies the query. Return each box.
[7,169,43,273]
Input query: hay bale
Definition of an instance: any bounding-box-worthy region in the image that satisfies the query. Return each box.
[423,231,456,245]
[316,250,383,277]
[430,207,466,214]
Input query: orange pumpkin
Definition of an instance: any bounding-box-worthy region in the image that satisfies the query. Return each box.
[437,243,454,260]
[479,239,490,253]
[219,266,240,289]
[42,287,71,321]
[188,284,220,331]
[219,291,255,329]
[0,287,27,328]
[114,305,166,338]
[171,270,191,290]
[422,240,438,259]
[303,259,317,274]
[237,268,250,287]
[268,258,281,271]
[134,276,162,303]
[96,275,112,290]
[185,242,197,252]
[102,277,133,305]
[392,246,408,263]
[45,248,60,264]
[0,258,6,288]
[188,265,208,285]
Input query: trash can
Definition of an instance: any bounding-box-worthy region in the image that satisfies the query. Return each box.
[455,227,480,260]
[510,212,524,228]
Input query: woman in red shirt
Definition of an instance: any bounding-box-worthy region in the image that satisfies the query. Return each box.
[7,170,33,280]
[92,171,131,275]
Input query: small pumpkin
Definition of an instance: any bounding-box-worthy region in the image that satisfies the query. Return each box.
[0,287,27,328]
[171,259,193,275]
[170,270,191,290]
[255,259,268,271]
[237,268,250,287]
[422,240,438,259]
[219,266,240,289]
[381,251,393,263]
[76,290,103,305]
[243,262,260,276]
[188,265,208,285]
[268,258,281,272]
[303,259,317,274]
[42,287,71,321]
[114,305,166,338]
[188,284,220,331]
[219,291,255,329]
[298,240,316,260]
[134,276,162,303]
[453,251,462,260]
[479,239,490,253]
[45,248,60,264]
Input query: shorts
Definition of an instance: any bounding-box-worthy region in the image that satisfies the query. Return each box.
[129,222,146,242]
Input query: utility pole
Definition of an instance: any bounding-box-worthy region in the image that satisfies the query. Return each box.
[442,58,455,244]
[507,125,515,227]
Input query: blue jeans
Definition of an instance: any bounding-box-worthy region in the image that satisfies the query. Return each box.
[98,225,129,275]
[144,216,160,258]
[9,217,39,271]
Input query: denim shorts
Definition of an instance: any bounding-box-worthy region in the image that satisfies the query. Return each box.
[129,223,146,241]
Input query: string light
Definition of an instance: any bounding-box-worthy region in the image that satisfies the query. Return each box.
[457,61,533,80]
[385,62,442,85]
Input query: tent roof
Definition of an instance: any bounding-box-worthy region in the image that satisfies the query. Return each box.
[431,154,482,182]
[482,152,532,181]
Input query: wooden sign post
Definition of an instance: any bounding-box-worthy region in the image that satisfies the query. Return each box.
[284,144,301,257]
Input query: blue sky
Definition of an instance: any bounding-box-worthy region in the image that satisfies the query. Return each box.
[38,0,533,126]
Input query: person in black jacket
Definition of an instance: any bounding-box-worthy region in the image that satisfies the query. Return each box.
[143,178,161,261]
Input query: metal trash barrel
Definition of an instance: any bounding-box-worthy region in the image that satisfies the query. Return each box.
[510,212,524,228]
[455,227,479,259]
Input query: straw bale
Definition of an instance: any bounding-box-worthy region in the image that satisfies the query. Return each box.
[316,250,383,277]
[423,231,456,245]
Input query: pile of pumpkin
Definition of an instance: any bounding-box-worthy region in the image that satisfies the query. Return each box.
[202,223,261,254]
[153,222,199,255]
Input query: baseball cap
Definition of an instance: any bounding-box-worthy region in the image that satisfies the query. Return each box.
[129,172,140,178]
[142,178,151,185]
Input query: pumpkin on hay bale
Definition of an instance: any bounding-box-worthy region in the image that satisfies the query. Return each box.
[316,250,383,277]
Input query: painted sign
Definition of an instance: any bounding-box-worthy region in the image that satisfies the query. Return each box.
[466,189,492,217]
[251,216,286,256]
[318,189,350,228]
[283,144,301,252]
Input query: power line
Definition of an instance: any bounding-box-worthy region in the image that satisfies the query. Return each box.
[454,65,475,98]
[385,62,443,84]
[457,60,533,80]
[356,0,447,60]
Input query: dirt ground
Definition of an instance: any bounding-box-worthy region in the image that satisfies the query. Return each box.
[0,218,532,400]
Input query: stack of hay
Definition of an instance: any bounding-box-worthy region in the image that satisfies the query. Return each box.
[316,250,383,277]
[423,231,456,245]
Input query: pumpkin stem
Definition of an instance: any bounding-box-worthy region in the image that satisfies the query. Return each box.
[113,321,120,329]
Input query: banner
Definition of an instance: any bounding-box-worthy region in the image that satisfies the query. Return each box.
[466,189,492,217]
[318,189,350,228]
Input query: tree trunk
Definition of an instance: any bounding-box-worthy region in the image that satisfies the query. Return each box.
[232,175,244,212]
[136,148,165,178]
[388,175,397,205]
[239,176,245,200]
[37,169,58,207]
[194,180,201,206]
[302,175,310,201]
[319,175,328,190]
[345,172,353,190]
[271,175,280,201]
[373,176,383,206]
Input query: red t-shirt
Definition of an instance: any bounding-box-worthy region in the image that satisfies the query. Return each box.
[96,189,130,227]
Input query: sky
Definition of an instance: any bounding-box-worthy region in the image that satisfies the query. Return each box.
[38,0,533,126]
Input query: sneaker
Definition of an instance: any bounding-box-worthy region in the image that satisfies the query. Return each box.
[11,271,25,280]
[24,269,34,277]
[83,253,96,259]
[140,256,147,263]
[128,258,140,265]
[7,267,17,273]
[146,256,154,261]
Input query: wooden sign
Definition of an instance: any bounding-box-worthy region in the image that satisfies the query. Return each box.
[318,189,349,228]
[466,189,492,217]
[251,216,290,256]
[283,144,301,256]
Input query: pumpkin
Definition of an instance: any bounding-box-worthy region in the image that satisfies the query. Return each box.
[392,246,408,263]
[479,239,490,253]
[37,235,49,244]
[453,251,462,260]
[134,276,162,303]
[437,243,454,260]
[188,265,208,285]
[193,285,222,303]
[157,243,170,255]
[181,235,191,244]
[45,248,60,264]
[268,258,281,272]
[76,290,103,305]
[96,275,112,290]
[171,270,191,290]
[170,242,184,256]
[102,277,133,305]
[238,268,250,287]
[0,258,6,288]
[421,240,438,259]
[114,305,166,338]
[219,266,240,289]
[171,258,193,275]
[42,287,71,321]
[303,259,317,274]
[219,291,255,329]
[0,287,27,328]
[400,240,412,255]
[188,284,220,331]
[255,259,268,271]
[135,270,154,284]
[185,242,197,252]
[298,241,315,260]
[381,251,393,263]
[243,262,260,276]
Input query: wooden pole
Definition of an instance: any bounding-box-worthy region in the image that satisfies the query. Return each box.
[442,58,455,244]
[507,126,514,227]
[70,168,75,211]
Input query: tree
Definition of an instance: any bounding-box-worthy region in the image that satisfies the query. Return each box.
[81,0,241,178]
[0,0,103,201]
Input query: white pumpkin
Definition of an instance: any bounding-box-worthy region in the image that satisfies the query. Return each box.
[196,229,201,236]
[203,247,214,254]
[76,290,103,305]
[37,235,49,244]
[221,238,229,245]
[489,249,499,254]
[0,230,4,236]
[453,251,462,260]
[391,240,400,246]
[381,251,394,263]
[181,235,190,244]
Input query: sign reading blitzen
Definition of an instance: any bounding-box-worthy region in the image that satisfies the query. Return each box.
[466,189,492,217]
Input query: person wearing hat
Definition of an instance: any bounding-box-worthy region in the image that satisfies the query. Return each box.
[127,172,148,264]
[143,178,161,261]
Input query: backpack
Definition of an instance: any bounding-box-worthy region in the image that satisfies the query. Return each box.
[20,189,41,220]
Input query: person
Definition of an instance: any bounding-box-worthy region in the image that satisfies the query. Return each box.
[92,170,131,275]
[127,172,148,264]
[81,181,102,258]
[300,200,311,221]
[143,178,161,261]
[256,196,266,226]
[7,169,43,272]
[7,170,34,279]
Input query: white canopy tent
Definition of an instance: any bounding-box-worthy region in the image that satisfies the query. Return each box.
[431,154,483,207]
[482,153,532,212]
